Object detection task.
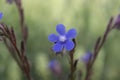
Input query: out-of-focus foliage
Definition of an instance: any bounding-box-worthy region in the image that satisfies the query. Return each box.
[0,0,120,80]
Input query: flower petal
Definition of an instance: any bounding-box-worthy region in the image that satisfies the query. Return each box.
[52,43,63,52]
[56,24,66,35]
[66,28,77,39]
[0,12,3,20]
[64,40,74,51]
[48,34,58,42]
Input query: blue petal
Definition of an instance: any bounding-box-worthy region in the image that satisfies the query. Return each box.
[64,40,74,51]
[0,12,3,20]
[52,43,63,52]
[48,34,58,42]
[56,24,66,35]
[66,29,77,39]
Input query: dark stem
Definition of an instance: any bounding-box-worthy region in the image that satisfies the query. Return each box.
[5,0,31,80]
[14,0,32,80]
[69,39,76,80]
[10,38,32,80]
[3,38,22,70]
[14,0,28,43]
[69,51,74,80]
[15,0,24,32]
[85,17,114,80]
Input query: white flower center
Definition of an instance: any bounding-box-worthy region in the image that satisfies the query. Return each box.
[59,35,66,42]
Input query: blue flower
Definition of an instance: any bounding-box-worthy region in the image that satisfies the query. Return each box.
[48,24,77,53]
[0,12,3,20]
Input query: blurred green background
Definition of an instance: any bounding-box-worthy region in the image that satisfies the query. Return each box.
[0,0,120,80]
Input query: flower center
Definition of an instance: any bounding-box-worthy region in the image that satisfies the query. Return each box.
[59,35,66,42]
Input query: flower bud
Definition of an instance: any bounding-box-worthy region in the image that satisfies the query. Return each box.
[6,0,13,4]
[48,60,61,75]
[0,12,3,20]
[114,14,120,30]
[81,52,92,63]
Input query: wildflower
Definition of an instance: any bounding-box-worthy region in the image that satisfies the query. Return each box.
[48,24,77,53]
[114,14,120,30]
[48,60,61,74]
[81,52,92,63]
[6,0,13,4]
[0,12,3,20]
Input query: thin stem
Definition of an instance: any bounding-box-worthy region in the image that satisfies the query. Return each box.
[10,38,32,80]
[3,38,22,70]
[69,39,76,80]
[70,51,74,80]
[14,0,28,43]
[85,17,114,80]
[14,0,32,80]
